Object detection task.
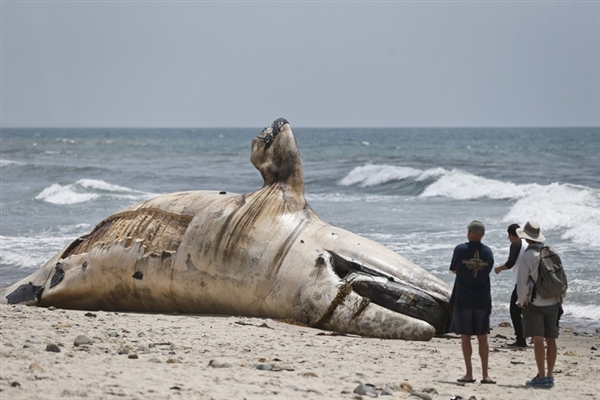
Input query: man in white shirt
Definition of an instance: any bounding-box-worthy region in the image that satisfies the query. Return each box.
[516,221,561,389]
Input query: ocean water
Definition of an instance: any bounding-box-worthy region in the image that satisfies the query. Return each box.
[1,126,599,332]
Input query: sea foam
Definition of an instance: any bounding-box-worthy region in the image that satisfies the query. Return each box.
[0,159,23,167]
[340,164,600,249]
[420,169,539,200]
[35,179,154,205]
[36,183,99,204]
[339,164,446,187]
[562,304,600,330]
[504,183,600,249]
[0,234,78,270]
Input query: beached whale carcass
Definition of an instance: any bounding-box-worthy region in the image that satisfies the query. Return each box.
[1,118,453,340]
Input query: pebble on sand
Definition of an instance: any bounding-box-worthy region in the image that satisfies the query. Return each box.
[353,383,378,398]
[409,390,433,400]
[73,335,93,347]
[45,343,61,353]
[208,359,232,368]
[29,362,44,372]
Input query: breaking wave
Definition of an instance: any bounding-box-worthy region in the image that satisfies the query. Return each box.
[339,164,600,249]
[35,179,156,205]
[339,164,447,187]
[0,159,24,167]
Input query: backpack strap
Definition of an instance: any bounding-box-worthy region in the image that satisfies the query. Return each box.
[526,246,543,303]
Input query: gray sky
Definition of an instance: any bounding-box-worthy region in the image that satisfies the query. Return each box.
[2,1,599,128]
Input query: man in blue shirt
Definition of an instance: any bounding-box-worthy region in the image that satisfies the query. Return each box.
[449,220,495,384]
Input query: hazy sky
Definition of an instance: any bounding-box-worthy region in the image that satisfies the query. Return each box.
[2,1,599,128]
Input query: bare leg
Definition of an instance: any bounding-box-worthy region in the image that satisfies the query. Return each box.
[460,335,473,380]
[477,334,492,381]
[546,338,557,378]
[532,336,546,379]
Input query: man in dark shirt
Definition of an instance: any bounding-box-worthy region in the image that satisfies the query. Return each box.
[449,220,495,384]
[494,223,527,348]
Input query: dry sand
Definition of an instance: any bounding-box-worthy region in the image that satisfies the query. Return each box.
[1,304,598,400]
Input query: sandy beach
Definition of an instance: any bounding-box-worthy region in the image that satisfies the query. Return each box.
[1,304,598,400]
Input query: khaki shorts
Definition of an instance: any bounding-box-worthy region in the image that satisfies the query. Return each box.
[522,303,560,339]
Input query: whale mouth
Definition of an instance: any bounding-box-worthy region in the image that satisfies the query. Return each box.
[256,117,289,149]
[328,251,452,335]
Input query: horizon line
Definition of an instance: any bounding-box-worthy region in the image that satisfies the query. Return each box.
[2,125,599,130]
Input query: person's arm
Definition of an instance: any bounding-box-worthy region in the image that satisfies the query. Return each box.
[449,246,459,274]
[504,240,521,269]
[495,240,521,274]
[494,265,507,274]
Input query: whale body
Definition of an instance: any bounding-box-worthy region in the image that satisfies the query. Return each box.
[1,118,452,340]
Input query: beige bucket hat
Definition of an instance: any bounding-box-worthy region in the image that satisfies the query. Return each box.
[516,220,546,242]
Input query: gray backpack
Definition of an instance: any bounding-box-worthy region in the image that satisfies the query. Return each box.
[534,246,568,299]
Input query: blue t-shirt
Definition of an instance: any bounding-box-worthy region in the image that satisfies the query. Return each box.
[449,241,494,310]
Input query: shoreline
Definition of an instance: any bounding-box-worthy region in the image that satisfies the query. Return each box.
[1,304,599,399]
[489,312,600,336]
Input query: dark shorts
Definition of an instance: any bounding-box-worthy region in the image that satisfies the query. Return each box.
[450,308,490,336]
[522,303,560,339]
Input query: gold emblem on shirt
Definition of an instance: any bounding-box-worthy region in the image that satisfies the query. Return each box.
[463,250,488,277]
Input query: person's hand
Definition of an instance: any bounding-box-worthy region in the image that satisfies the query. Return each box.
[494,266,503,274]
